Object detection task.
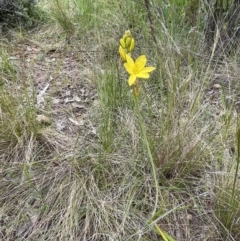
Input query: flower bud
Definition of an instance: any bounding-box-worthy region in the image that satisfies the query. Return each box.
[125,30,131,35]
[125,37,132,48]
[129,38,135,52]
[119,46,127,62]
[120,38,126,49]
[123,30,131,41]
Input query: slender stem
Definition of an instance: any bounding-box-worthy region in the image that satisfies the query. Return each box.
[144,0,158,48]
[134,91,159,218]
[226,117,240,229]
[232,122,240,199]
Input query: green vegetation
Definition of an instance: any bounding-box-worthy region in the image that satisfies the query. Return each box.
[0,0,45,29]
[1,0,240,240]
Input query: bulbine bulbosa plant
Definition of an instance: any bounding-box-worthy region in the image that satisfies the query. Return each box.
[118,30,175,241]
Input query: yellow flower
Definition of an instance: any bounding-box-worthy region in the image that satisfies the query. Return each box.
[124,54,156,86]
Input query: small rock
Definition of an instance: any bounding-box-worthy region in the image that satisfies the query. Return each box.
[36,115,51,125]
[55,81,62,86]
[187,214,193,221]
[56,121,66,131]
[213,84,222,89]
[36,54,45,62]
[73,95,81,102]
[52,98,61,104]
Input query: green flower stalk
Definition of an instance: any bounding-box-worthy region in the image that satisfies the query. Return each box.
[133,81,159,219]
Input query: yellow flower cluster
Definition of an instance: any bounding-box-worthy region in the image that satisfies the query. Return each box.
[119,30,156,96]
[119,30,135,62]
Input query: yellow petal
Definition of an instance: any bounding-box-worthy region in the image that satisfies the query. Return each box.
[125,54,135,67]
[136,72,150,79]
[124,62,134,75]
[128,75,137,86]
[140,67,156,74]
[135,55,147,71]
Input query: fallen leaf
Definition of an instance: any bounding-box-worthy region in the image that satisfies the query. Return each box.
[71,103,85,110]
[37,83,50,107]
[68,117,84,126]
